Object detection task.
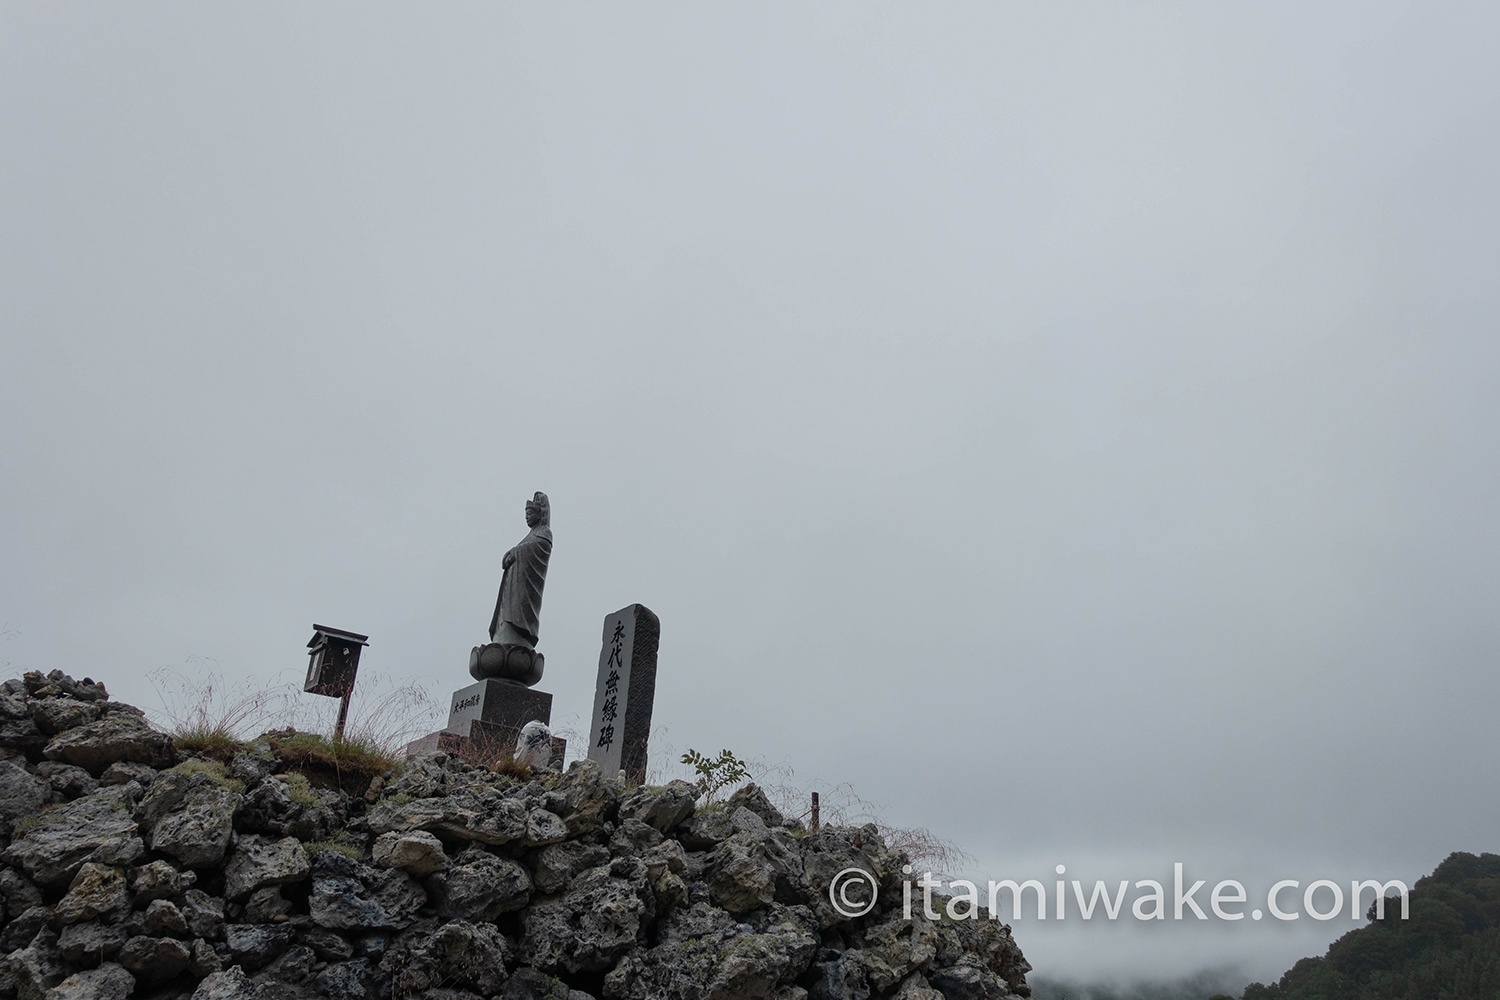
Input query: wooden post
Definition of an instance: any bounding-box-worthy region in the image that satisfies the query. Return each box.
[334,685,352,741]
[811,791,820,833]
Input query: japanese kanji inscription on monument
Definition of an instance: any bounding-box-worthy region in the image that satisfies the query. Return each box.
[586,603,659,781]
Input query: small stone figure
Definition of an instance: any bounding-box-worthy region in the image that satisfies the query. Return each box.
[470,492,552,685]
[515,720,554,769]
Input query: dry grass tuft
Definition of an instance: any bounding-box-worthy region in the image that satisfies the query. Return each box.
[148,660,279,760]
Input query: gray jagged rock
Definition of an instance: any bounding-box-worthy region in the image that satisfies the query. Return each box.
[57,920,130,966]
[180,890,226,940]
[2,906,54,953]
[29,698,102,738]
[117,935,191,987]
[429,846,532,921]
[725,782,787,827]
[223,836,310,902]
[676,807,736,850]
[55,864,130,925]
[520,857,654,975]
[366,785,529,846]
[530,839,610,895]
[380,920,510,998]
[371,830,448,877]
[609,817,663,858]
[129,860,197,903]
[616,779,698,833]
[554,759,623,838]
[223,923,295,972]
[926,963,1019,1000]
[0,759,52,836]
[135,768,243,867]
[306,850,426,931]
[44,962,135,1000]
[604,901,819,1000]
[0,691,45,758]
[704,831,778,915]
[142,899,190,937]
[36,762,98,800]
[0,868,44,912]
[41,714,174,776]
[237,775,345,841]
[10,926,64,1000]
[1,791,144,889]
[191,966,258,1000]
[98,761,157,787]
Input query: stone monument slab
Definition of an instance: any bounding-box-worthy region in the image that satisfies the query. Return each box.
[586,604,660,782]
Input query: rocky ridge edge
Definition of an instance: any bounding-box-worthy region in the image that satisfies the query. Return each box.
[0,669,1030,1000]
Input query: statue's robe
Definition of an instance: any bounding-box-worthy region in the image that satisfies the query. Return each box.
[489,524,552,646]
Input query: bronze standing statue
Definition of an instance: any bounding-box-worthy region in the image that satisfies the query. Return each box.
[470,492,552,684]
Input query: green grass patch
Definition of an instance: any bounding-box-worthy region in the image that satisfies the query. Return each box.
[263,730,397,798]
[304,830,364,861]
[167,758,246,793]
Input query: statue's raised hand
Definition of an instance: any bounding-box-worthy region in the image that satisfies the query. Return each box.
[502,548,516,570]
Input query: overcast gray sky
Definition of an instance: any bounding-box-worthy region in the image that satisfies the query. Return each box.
[4,2,1498,987]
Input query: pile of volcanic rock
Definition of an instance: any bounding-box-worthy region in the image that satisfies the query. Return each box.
[0,671,1031,1000]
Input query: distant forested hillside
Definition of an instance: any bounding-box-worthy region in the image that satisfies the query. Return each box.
[1241,851,1500,1000]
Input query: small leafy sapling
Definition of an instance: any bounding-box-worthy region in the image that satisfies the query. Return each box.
[681,748,750,806]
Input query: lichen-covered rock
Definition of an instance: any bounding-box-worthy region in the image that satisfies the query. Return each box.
[191,966,258,1000]
[366,786,528,846]
[306,851,426,931]
[429,846,531,921]
[520,857,654,975]
[521,808,568,848]
[725,782,787,828]
[704,832,778,914]
[554,759,623,838]
[129,861,197,903]
[1,792,144,889]
[603,901,818,1000]
[531,840,611,896]
[29,699,101,738]
[609,818,663,858]
[41,715,173,776]
[223,836,310,902]
[135,768,243,868]
[0,759,52,836]
[371,831,447,877]
[381,920,510,998]
[799,825,901,930]
[56,865,129,925]
[616,780,697,833]
[44,962,134,1000]
[237,776,344,841]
